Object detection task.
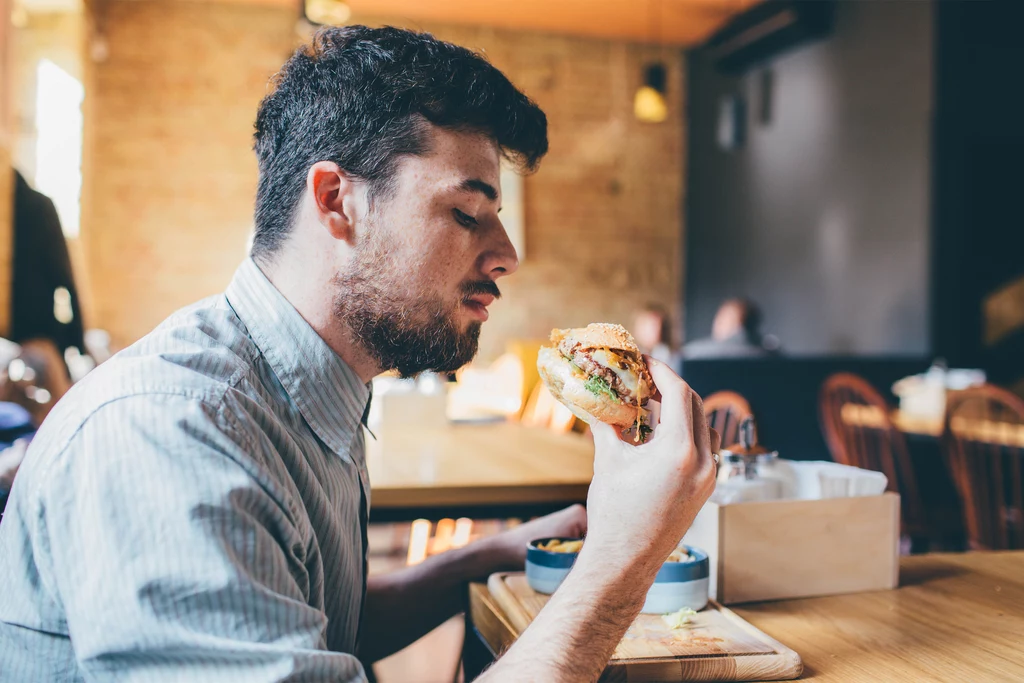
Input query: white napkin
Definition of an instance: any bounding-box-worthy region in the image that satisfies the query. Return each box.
[711,460,888,504]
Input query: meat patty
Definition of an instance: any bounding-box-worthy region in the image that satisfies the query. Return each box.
[558,339,647,406]
[572,351,634,402]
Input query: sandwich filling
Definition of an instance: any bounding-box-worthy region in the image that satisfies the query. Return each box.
[557,337,651,407]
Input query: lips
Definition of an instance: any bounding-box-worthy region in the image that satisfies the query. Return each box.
[462,294,494,322]
[466,293,496,308]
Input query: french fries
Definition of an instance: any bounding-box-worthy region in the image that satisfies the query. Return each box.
[536,539,584,553]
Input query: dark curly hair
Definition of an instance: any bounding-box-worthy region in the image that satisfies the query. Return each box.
[251,25,549,260]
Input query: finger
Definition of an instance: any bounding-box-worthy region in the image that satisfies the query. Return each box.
[641,355,664,404]
[589,420,618,445]
[588,421,624,466]
[591,416,638,446]
[646,357,693,440]
[690,392,712,463]
[710,427,722,457]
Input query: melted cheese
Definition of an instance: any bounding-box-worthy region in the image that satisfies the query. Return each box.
[591,349,640,395]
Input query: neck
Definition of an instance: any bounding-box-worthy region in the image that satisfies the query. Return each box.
[255,252,383,384]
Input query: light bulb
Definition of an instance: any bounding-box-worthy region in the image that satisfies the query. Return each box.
[634,85,668,123]
[304,0,351,26]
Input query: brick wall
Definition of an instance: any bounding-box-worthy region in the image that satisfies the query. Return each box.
[12,11,83,182]
[82,0,296,346]
[83,3,686,361]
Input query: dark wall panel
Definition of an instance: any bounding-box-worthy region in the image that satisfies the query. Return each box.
[685,1,933,355]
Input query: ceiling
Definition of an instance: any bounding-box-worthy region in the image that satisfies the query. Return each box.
[17,0,759,47]
[237,0,761,47]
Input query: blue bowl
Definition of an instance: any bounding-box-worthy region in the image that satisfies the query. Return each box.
[525,537,580,594]
[525,539,710,613]
[643,546,710,613]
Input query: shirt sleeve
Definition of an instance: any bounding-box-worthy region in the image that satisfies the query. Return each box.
[32,392,368,683]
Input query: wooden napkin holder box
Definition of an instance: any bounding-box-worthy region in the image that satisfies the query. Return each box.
[682,492,901,605]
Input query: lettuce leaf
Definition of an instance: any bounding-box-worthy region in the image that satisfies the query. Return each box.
[584,375,620,403]
[662,607,697,629]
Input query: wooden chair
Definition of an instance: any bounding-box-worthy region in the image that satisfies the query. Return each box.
[943,385,1024,550]
[703,391,753,448]
[819,373,928,543]
[520,382,577,434]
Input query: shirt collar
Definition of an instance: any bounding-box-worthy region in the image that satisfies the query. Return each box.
[225,258,370,457]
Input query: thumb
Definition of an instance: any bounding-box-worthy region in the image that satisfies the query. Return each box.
[589,420,618,446]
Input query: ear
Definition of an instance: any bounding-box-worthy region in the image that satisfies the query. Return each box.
[306,161,363,246]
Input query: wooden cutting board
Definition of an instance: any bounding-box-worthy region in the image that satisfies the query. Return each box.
[484,572,802,682]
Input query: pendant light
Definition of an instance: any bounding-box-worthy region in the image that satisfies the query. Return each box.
[634,63,668,123]
[634,0,669,123]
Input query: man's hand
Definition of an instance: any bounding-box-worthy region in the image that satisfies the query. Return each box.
[481,504,588,570]
[582,357,719,573]
[478,358,720,682]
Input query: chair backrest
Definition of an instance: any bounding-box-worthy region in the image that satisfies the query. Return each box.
[703,391,753,448]
[504,340,544,420]
[943,385,1024,550]
[819,372,925,530]
[521,382,577,434]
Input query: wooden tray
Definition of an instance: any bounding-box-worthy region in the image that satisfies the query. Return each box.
[480,572,802,682]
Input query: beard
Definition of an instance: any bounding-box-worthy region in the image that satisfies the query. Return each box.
[332,226,499,378]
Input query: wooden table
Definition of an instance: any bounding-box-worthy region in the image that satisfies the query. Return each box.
[841,404,1024,446]
[466,552,1024,681]
[367,422,594,521]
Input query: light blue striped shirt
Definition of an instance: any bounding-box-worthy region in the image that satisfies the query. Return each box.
[0,258,372,682]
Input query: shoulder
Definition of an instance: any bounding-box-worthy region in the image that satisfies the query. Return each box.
[18,295,275,494]
[61,294,258,407]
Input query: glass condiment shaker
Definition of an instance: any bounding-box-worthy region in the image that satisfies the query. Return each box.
[714,417,782,501]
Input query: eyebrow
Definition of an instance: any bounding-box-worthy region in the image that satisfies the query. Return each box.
[459,178,499,202]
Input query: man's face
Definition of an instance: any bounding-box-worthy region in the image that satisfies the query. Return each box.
[333,125,518,377]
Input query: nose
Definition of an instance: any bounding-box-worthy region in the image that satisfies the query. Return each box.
[479,220,520,279]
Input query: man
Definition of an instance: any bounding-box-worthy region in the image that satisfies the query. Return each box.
[0,27,717,681]
[684,297,780,359]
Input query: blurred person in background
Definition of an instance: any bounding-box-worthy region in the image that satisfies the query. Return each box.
[0,26,716,683]
[8,170,84,405]
[684,297,780,359]
[633,302,678,366]
[0,170,82,509]
[0,406,35,519]
[11,170,85,362]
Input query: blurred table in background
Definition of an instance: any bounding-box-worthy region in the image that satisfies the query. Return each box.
[367,422,593,522]
[842,404,1024,446]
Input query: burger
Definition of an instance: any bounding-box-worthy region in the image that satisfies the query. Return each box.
[537,323,654,434]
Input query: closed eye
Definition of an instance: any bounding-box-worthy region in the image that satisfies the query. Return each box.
[452,208,479,229]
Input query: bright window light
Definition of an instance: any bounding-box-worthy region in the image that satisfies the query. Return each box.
[34,59,84,238]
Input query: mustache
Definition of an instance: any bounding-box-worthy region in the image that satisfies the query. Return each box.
[461,280,501,300]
